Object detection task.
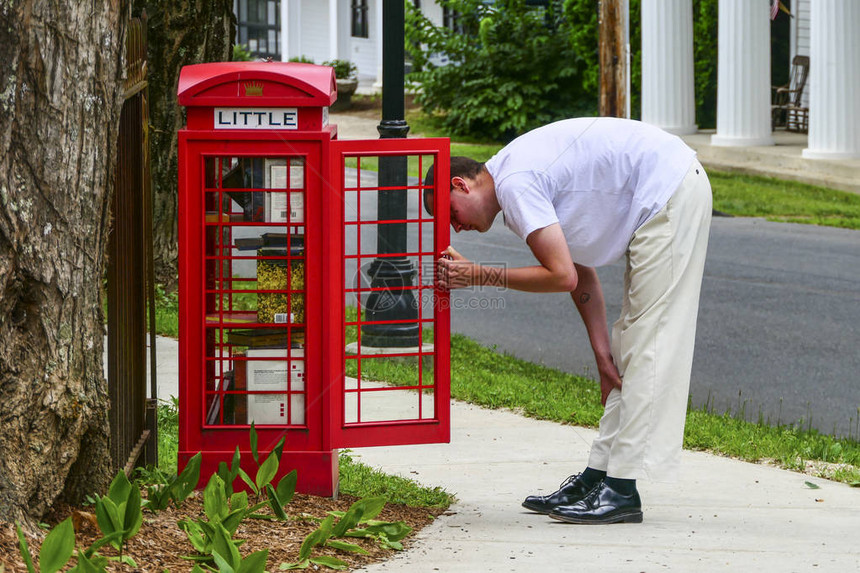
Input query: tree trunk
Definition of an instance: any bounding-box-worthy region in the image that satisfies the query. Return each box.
[0,1,126,525]
[147,0,235,289]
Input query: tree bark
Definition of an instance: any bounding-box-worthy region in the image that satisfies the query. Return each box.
[0,0,126,524]
[146,0,235,289]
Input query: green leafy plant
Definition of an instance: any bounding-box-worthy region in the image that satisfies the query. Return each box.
[280,497,411,570]
[92,471,143,566]
[180,424,296,563]
[278,515,348,571]
[180,474,252,560]
[232,44,253,62]
[216,447,243,498]
[16,517,122,573]
[238,423,286,497]
[16,518,74,573]
[322,59,357,80]
[331,497,412,551]
[138,451,201,511]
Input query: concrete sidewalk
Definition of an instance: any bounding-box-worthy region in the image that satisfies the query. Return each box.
[351,404,860,572]
[150,337,860,572]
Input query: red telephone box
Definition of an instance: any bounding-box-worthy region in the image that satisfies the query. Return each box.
[177,61,450,496]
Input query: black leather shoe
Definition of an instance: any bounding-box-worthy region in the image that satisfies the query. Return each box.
[549,481,643,524]
[522,473,594,514]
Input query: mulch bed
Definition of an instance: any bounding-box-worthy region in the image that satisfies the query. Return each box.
[0,493,447,572]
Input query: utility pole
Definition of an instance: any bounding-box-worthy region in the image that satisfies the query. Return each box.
[599,0,629,118]
[362,0,420,347]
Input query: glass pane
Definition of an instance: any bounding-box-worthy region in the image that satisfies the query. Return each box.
[203,155,307,427]
[340,149,441,426]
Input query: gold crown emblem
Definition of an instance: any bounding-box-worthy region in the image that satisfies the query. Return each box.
[244,81,264,96]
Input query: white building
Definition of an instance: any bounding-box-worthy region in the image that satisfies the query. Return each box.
[271,1,452,86]
[238,0,860,159]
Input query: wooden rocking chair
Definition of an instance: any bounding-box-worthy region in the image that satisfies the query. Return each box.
[772,55,810,133]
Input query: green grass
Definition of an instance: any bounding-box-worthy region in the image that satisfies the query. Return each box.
[710,171,860,230]
[157,397,179,475]
[338,452,452,507]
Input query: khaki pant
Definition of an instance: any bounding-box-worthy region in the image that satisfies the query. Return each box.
[587,158,713,481]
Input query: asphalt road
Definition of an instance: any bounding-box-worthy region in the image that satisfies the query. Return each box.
[444,214,860,437]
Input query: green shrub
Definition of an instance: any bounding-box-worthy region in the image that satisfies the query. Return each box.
[288,55,315,64]
[323,59,358,80]
[406,0,591,141]
[232,44,253,62]
[693,0,718,129]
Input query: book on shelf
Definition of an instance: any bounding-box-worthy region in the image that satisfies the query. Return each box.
[226,328,304,348]
[234,233,304,252]
[205,211,244,223]
[206,311,258,325]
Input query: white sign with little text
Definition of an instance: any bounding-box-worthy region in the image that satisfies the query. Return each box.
[214,107,299,130]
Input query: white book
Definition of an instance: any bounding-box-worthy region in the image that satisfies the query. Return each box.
[246,347,305,425]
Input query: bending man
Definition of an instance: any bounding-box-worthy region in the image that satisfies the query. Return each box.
[425,117,712,524]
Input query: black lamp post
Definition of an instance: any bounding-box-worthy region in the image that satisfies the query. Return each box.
[361,0,420,347]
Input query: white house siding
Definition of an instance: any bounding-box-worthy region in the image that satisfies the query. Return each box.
[421,1,444,27]
[298,0,330,63]
[347,0,378,79]
[791,0,811,108]
[337,0,351,63]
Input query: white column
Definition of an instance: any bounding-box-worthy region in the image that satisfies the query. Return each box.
[281,0,301,62]
[328,0,339,61]
[373,0,383,89]
[280,0,289,61]
[711,0,773,147]
[802,0,860,159]
[641,0,696,134]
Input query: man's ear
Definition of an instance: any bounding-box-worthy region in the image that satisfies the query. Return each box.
[451,176,468,193]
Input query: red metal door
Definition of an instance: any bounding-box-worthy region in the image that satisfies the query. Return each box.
[326,138,451,448]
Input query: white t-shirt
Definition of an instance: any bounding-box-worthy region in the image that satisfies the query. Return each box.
[485,118,696,267]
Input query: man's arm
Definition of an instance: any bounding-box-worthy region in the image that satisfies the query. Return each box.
[437,223,577,293]
[570,264,622,405]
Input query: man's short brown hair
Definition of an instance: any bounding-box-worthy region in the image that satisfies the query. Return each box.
[423,156,485,215]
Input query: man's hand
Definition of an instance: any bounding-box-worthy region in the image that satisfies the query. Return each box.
[436,246,475,290]
[597,355,623,406]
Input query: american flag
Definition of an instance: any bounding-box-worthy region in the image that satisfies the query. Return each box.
[771,0,780,21]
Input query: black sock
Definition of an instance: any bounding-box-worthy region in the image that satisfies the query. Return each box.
[604,476,637,496]
[580,467,607,489]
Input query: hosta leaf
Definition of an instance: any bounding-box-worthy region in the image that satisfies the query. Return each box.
[237,549,269,573]
[39,518,75,573]
[326,540,369,555]
[308,555,348,570]
[15,522,36,573]
[275,470,297,505]
[255,451,279,492]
